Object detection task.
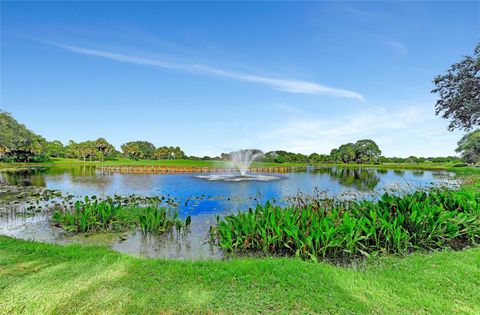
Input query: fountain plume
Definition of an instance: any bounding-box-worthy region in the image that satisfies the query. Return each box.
[230,150,263,176]
[196,149,280,182]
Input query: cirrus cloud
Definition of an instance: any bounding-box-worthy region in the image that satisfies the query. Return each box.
[41,40,365,101]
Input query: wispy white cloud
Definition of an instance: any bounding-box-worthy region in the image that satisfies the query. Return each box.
[42,40,365,100]
[259,105,460,157]
[340,5,383,20]
[386,39,407,54]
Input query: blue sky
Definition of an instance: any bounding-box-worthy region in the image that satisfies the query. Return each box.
[1,1,478,157]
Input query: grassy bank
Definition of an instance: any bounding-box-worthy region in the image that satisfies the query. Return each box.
[1,157,478,173]
[0,158,308,169]
[0,236,479,314]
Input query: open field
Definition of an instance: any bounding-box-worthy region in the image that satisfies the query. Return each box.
[0,236,479,314]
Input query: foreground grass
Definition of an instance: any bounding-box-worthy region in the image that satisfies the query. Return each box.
[0,236,479,314]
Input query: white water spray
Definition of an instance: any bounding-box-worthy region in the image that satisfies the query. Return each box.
[230,150,263,176]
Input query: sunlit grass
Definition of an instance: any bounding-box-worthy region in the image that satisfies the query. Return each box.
[0,236,479,314]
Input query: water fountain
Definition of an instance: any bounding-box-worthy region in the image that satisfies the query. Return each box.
[230,150,263,176]
[196,149,281,182]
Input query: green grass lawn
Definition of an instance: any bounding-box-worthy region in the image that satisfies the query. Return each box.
[2,157,478,173]
[1,158,308,168]
[0,237,479,314]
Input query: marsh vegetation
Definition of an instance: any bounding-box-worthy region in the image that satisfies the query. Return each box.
[211,189,480,261]
[51,196,191,235]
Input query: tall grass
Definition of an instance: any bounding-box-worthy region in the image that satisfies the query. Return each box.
[210,189,480,261]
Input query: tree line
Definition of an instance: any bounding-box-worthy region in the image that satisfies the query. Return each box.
[0,110,477,165]
[0,111,187,162]
[218,144,462,165]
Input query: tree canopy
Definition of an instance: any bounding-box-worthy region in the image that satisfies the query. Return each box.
[330,139,382,164]
[432,43,480,131]
[120,141,155,160]
[0,111,48,162]
[64,139,118,162]
[456,129,480,164]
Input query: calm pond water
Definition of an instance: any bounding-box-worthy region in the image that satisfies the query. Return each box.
[0,165,457,260]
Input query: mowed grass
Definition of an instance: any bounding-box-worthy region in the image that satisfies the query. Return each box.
[0,236,479,314]
[2,157,479,172]
[3,158,307,168]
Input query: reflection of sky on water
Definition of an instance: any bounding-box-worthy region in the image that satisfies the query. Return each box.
[0,166,458,260]
[1,166,457,217]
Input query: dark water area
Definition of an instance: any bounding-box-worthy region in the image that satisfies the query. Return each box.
[0,165,457,260]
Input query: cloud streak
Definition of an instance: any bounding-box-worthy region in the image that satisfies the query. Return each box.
[385,39,407,54]
[43,41,365,100]
[258,105,460,157]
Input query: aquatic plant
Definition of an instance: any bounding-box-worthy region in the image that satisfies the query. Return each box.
[210,189,480,261]
[52,196,188,235]
[52,197,126,232]
[138,206,188,234]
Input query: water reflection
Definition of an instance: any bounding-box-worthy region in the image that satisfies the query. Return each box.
[313,167,380,191]
[0,165,457,260]
[0,168,47,186]
[0,166,455,208]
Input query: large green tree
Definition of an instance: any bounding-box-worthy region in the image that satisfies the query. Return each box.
[432,43,480,131]
[354,139,382,163]
[45,140,65,158]
[0,110,48,162]
[121,141,155,160]
[456,129,480,164]
[153,146,186,160]
[94,138,116,161]
[337,143,356,163]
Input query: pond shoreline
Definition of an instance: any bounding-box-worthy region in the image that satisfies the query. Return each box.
[96,165,308,174]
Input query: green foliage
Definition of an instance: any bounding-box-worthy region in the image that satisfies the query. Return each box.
[263,150,308,163]
[211,190,480,261]
[354,139,382,163]
[94,138,117,160]
[330,139,381,164]
[52,197,127,233]
[432,42,480,131]
[65,138,117,162]
[456,129,480,164]
[121,141,156,160]
[52,196,186,234]
[45,140,65,158]
[0,110,49,162]
[138,206,183,234]
[337,143,357,163]
[153,146,186,160]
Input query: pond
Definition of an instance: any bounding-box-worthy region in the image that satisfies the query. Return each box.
[0,165,457,260]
